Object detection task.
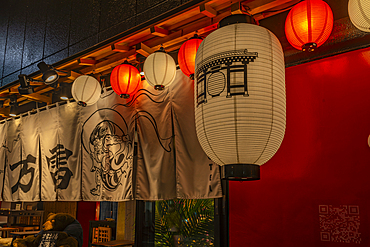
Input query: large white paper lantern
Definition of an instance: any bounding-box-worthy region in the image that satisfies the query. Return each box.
[194,15,286,180]
[348,0,370,32]
[72,75,101,106]
[143,47,176,90]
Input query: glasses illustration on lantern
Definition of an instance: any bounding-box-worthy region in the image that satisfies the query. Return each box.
[195,49,258,106]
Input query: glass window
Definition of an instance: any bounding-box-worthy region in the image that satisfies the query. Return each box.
[99,202,118,221]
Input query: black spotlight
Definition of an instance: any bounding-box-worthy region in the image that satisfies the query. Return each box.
[59,83,69,100]
[18,74,34,95]
[9,95,18,117]
[37,62,60,85]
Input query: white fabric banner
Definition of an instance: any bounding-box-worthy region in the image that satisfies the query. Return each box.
[57,102,81,201]
[135,71,222,200]
[4,115,40,202]
[81,90,134,201]
[0,70,222,201]
[3,118,21,201]
[171,72,222,199]
[39,102,81,201]
[135,82,176,200]
[0,122,7,201]
[39,106,59,201]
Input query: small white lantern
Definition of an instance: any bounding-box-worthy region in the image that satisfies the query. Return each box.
[194,15,286,180]
[348,0,370,32]
[72,75,101,106]
[143,47,176,90]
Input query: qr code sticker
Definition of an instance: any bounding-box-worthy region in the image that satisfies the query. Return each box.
[319,205,361,244]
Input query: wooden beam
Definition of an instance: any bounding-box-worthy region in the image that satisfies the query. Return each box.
[29,81,44,86]
[135,43,154,57]
[67,71,83,81]
[150,26,170,37]
[23,94,52,104]
[7,88,19,94]
[199,3,217,17]
[77,58,98,66]
[230,2,244,15]
[142,12,226,52]
[80,49,136,75]
[0,108,10,117]
[111,44,130,52]
[249,0,297,15]
[34,86,53,95]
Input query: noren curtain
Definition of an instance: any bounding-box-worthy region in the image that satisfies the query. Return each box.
[0,70,222,201]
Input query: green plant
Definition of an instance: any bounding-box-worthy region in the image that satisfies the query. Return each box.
[155,199,214,246]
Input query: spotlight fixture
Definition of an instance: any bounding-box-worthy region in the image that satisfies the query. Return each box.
[9,95,18,117]
[18,74,35,94]
[37,62,70,85]
[59,83,69,100]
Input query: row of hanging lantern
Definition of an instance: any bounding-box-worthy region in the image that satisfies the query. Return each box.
[70,0,337,106]
[66,0,370,179]
[68,0,369,107]
[71,37,200,106]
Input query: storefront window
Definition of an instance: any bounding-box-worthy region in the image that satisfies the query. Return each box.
[99,202,118,221]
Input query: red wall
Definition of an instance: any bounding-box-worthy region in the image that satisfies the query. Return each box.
[77,202,97,247]
[229,47,370,247]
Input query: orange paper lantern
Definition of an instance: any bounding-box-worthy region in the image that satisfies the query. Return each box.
[285,0,333,52]
[110,63,141,98]
[178,35,203,78]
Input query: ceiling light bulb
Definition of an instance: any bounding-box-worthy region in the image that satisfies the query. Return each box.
[46,75,57,82]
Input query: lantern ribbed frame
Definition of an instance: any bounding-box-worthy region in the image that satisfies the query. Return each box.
[143,50,176,90]
[72,75,101,106]
[110,64,141,98]
[194,23,286,167]
[348,0,370,32]
[285,0,333,51]
[178,37,203,78]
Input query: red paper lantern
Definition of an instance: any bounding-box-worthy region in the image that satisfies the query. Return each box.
[110,63,141,98]
[285,0,333,52]
[178,35,203,78]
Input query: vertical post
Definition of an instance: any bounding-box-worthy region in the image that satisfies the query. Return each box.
[214,179,229,247]
[134,201,155,247]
